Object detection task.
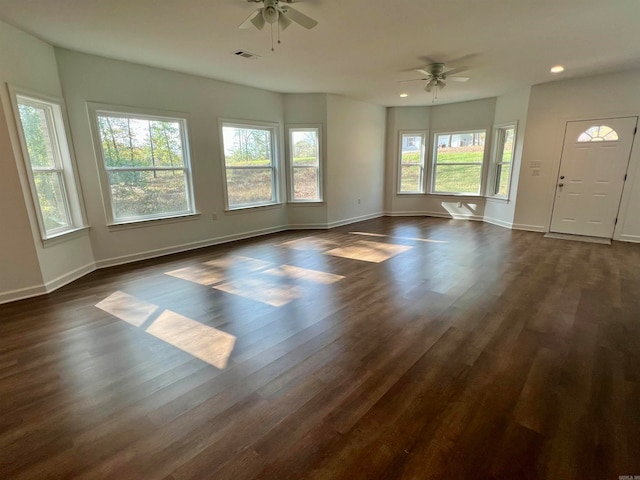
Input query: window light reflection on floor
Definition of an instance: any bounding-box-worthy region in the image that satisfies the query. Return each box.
[95,291,159,327]
[349,231,448,244]
[95,291,236,369]
[325,240,412,263]
[166,255,273,287]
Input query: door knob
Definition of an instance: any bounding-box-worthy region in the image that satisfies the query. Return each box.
[558,183,564,187]
[560,175,565,179]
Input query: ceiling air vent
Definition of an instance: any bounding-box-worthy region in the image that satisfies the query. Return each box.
[233,50,260,60]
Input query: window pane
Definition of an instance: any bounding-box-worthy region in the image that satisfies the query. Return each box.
[292,130,318,166]
[496,163,511,197]
[97,116,185,168]
[434,164,482,194]
[108,170,188,219]
[401,135,423,164]
[436,132,485,164]
[293,166,318,200]
[223,126,272,167]
[226,168,273,206]
[18,103,57,168]
[34,172,71,231]
[502,128,515,163]
[400,165,421,192]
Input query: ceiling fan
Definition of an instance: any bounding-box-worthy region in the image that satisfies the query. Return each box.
[239,0,318,50]
[407,62,470,101]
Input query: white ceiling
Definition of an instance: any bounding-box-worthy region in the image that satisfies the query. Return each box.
[0,0,638,106]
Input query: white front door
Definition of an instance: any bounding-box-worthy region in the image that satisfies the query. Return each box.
[550,117,637,238]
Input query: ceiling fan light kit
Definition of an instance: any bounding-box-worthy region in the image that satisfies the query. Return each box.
[239,0,317,51]
[411,62,470,102]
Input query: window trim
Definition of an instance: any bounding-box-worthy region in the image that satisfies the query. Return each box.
[488,121,518,200]
[87,103,196,225]
[429,128,488,196]
[9,86,88,241]
[287,124,323,203]
[219,119,282,211]
[397,130,428,194]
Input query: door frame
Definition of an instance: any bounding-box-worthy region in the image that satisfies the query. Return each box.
[545,113,639,240]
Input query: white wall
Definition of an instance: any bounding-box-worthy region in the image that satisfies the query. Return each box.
[56,49,289,266]
[0,20,94,303]
[385,98,496,220]
[514,69,640,241]
[326,95,386,226]
[284,93,329,228]
[484,87,531,228]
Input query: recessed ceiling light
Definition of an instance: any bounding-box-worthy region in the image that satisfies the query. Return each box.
[550,65,565,73]
[400,93,408,98]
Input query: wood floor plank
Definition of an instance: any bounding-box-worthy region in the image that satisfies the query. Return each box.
[1,217,639,479]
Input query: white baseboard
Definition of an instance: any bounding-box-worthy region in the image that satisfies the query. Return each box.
[327,212,384,228]
[44,262,96,293]
[618,234,640,243]
[0,284,47,305]
[483,216,514,229]
[0,262,96,305]
[384,210,483,222]
[95,225,289,269]
[287,223,330,230]
[512,223,546,232]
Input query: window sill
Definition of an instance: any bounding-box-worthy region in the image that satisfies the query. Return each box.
[287,201,325,206]
[42,226,90,247]
[107,213,201,231]
[225,203,283,215]
[486,196,510,204]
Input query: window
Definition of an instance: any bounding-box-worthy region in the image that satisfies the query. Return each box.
[398,131,426,193]
[431,130,486,195]
[93,109,195,224]
[289,127,321,202]
[490,123,517,198]
[221,122,279,209]
[577,125,618,142]
[13,93,85,239]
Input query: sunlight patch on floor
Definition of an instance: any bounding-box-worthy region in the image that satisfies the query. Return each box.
[263,264,345,284]
[95,291,159,327]
[278,237,339,251]
[349,231,448,244]
[166,255,273,286]
[325,240,412,263]
[214,276,302,307]
[146,310,236,369]
[95,291,235,369]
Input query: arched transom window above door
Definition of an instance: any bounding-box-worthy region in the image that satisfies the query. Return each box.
[577,125,619,142]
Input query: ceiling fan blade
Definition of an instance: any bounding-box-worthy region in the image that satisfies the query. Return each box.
[399,78,429,83]
[448,76,470,82]
[424,83,433,93]
[251,10,266,30]
[282,6,318,29]
[279,11,292,30]
[239,9,262,29]
[443,66,468,76]
[415,69,431,77]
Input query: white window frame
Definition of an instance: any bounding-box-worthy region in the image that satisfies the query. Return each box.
[287,125,323,202]
[488,121,518,199]
[219,120,281,211]
[88,104,196,225]
[430,129,488,196]
[397,130,427,194]
[9,88,87,242]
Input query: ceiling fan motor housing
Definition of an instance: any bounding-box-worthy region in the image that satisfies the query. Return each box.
[262,0,279,23]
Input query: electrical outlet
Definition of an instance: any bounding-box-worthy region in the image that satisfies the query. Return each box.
[212,213,217,220]
[357,199,361,204]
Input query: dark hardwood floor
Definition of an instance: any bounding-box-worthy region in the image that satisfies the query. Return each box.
[1,217,639,479]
